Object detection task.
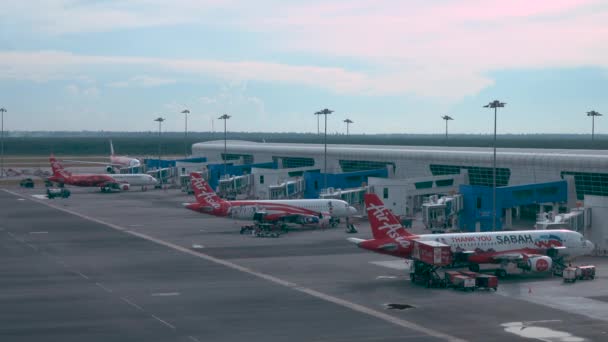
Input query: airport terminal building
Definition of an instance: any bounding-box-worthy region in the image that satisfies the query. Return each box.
[192,140,608,202]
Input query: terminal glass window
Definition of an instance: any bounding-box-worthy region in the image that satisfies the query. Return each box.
[435,179,454,187]
[259,175,264,184]
[383,188,389,199]
[274,156,315,168]
[430,164,510,187]
[339,160,396,173]
[561,171,608,200]
[415,181,433,189]
[221,153,254,164]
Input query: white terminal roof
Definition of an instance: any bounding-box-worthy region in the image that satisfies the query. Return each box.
[193,140,608,169]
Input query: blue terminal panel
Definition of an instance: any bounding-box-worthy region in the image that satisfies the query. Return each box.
[144,159,177,169]
[207,161,277,190]
[459,180,568,232]
[303,168,389,199]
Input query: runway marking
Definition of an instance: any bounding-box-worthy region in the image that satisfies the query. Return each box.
[29,231,48,234]
[72,270,90,280]
[31,194,48,200]
[151,292,180,297]
[1,189,465,342]
[95,282,113,293]
[376,276,398,280]
[188,336,202,342]
[17,198,25,201]
[26,243,38,251]
[371,260,412,271]
[150,314,176,330]
[121,297,145,311]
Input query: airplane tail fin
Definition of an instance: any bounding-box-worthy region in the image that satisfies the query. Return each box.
[49,155,71,178]
[190,173,226,206]
[109,140,115,156]
[364,193,415,240]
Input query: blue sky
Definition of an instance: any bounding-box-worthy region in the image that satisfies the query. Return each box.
[1,0,607,134]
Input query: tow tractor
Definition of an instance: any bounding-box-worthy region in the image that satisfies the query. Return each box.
[47,187,71,199]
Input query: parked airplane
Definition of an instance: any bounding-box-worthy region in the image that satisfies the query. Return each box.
[348,193,594,277]
[184,173,357,227]
[65,140,140,173]
[48,156,157,191]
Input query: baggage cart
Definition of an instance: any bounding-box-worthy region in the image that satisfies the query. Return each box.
[475,275,498,291]
[452,275,475,291]
[444,271,462,288]
[577,265,596,280]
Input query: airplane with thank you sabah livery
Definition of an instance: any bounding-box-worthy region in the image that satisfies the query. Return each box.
[184,173,357,228]
[348,193,594,277]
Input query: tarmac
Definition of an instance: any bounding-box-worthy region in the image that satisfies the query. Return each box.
[2,185,608,341]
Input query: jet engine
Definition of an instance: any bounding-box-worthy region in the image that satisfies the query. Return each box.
[106,165,115,173]
[527,256,552,272]
[119,183,130,191]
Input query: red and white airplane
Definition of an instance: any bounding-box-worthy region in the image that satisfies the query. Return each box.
[65,140,140,173]
[47,156,157,191]
[348,193,594,276]
[184,173,357,227]
[48,155,118,189]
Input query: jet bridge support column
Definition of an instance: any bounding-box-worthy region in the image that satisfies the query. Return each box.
[505,208,513,229]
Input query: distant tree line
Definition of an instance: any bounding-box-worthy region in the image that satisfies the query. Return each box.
[2,132,607,155]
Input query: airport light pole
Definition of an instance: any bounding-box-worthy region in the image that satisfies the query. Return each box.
[484,100,505,231]
[343,118,353,136]
[314,110,322,135]
[441,115,453,142]
[0,107,6,178]
[154,117,165,185]
[218,114,231,176]
[587,110,602,146]
[316,108,333,191]
[181,109,190,158]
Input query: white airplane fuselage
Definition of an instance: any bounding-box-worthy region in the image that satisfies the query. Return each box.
[227,199,357,220]
[111,174,158,187]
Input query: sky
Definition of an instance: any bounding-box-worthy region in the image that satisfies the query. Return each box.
[0,0,607,134]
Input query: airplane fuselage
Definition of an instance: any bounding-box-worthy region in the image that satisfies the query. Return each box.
[188,198,357,221]
[358,230,594,262]
[48,174,116,187]
[111,174,158,186]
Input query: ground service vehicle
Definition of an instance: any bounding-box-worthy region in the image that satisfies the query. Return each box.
[47,188,71,199]
[20,178,34,188]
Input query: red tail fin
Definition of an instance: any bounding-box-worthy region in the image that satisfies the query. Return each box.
[190,173,226,208]
[49,155,71,178]
[365,193,415,240]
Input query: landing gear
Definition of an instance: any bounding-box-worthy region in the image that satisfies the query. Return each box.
[344,217,358,234]
[468,264,480,272]
[495,269,507,278]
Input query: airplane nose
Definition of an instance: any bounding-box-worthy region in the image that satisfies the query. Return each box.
[586,240,595,252]
[349,206,357,215]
